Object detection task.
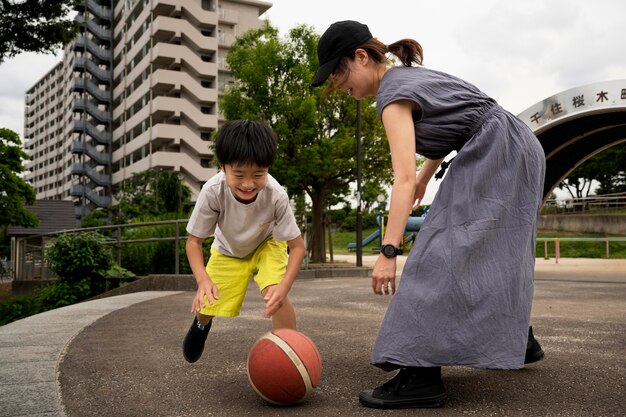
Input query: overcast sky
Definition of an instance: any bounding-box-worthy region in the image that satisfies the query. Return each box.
[264,0,625,202]
[1,0,624,201]
[262,0,625,115]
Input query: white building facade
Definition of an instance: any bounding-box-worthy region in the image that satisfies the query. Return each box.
[24,0,271,219]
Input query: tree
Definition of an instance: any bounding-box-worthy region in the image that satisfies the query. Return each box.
[0,0,79,64]
[220,23,392,262]
[559,143,626,198]
[592,143,626,195]
[559,163,597,199]
[114,168,192,223]
[0,128,38,228]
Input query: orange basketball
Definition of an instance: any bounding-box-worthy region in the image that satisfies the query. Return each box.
[247,329,322,405]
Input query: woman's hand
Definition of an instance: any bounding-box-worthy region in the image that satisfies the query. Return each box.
[372,254,397,295]
[413,180,427,208]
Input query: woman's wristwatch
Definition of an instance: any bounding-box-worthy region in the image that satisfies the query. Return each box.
[380,244,403,258]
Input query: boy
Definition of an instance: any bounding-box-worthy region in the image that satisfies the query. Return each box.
[183,120,305,363]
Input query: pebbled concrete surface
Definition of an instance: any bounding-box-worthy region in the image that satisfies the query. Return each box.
[1,258,624,417]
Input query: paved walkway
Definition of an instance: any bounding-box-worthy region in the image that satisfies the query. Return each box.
[1,259,624,417]
[0,292,181,417]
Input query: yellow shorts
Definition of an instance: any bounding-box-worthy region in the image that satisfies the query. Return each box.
[199,238,288,317]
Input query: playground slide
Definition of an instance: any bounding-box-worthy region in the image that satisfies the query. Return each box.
[346,216,425,251]
[347,229,381,250]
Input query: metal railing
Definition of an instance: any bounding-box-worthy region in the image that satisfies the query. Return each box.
[538,237,626,263]
[10,219,626,280]
[12,219,191,281]
[542,193,626,215]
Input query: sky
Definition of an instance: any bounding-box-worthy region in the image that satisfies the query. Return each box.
[1,0,624,202]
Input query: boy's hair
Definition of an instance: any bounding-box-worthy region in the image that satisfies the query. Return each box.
[215,120,278,168]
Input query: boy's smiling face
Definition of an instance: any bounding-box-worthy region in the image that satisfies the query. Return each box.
[221,163,269,204]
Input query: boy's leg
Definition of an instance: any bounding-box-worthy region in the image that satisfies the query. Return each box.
[253,238,296,330]
[261,286,296,330]
[183,313,214,363]
[197,312,213,326]
[183,248,251,363]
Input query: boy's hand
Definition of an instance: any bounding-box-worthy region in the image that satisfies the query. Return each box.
[263,284,287,318]
[192,278,219,313]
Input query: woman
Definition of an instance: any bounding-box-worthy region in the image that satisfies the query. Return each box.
[312,20,545,409]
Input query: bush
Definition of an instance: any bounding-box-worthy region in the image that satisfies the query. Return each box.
[121,223,181,275]
[36,279,91,310]
[120,222,213,275]
[46,231,114,299]
[340,213,380,232]
[0,295,41,326]
[47,232,113,284]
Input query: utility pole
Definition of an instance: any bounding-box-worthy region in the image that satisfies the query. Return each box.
[356,100,363,267]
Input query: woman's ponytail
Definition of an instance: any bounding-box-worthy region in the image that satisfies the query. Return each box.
[387,39,423,67]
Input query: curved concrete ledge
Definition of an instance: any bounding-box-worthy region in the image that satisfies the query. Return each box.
[0,291,181,417]
[88,267,373,300]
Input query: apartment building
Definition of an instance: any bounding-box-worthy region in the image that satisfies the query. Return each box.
[24,0,271,219]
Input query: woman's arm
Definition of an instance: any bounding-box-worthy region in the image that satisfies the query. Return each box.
[369,100,418,295]
[413,158,444,207]
[380,100,419,247]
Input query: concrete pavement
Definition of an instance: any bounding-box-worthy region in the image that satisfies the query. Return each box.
[1,259,624,417]
[0,292,182,417]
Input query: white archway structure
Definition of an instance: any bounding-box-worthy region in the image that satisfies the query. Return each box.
[517,79,626,202]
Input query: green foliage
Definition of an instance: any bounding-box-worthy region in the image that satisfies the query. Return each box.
[0,128,38,228]
[36,278,91,310]
[331,228,380,255]
[592,143,626,195]
[80,208,109,228]
[0,295,41,326]
[536,231,626,259]
[340,213,381,232]
[47,232,113,284]
[0,0,79,63]
[560,142,626,197]
[0,225,9,258]
[220,22,392,262]
[0,234,138,326]
[105,264,135,279]
[114,168,192,223]
[119,219,208,275]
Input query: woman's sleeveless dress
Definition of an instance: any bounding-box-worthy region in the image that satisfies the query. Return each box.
[372,67,545,370]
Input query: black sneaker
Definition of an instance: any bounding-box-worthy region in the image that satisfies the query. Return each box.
[359,367,446,409]
[524,326,545,364]
[182,317,212,363]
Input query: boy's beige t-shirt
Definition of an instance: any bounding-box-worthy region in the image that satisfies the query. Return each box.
[186,172,301,259]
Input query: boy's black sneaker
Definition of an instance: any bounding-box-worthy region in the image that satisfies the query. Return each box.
[524,326,545,364]
[183,317,212,363]
[359,367,446,409]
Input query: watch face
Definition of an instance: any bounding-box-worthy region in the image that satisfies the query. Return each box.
[382,244,396,257]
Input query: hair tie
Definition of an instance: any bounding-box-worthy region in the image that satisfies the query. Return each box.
[385,45,389,53]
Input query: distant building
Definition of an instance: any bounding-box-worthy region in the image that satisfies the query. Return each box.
[6,200,77,280]
[23,0,272,220]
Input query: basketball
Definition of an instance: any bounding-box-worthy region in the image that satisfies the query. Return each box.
[247,328,322,405]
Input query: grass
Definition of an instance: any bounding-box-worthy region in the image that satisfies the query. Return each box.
[331,228,380,255]
[536,230,626,259]
[328,228,626,259]
[542,209,626,216]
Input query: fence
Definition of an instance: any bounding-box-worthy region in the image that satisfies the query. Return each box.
[9,219,626,280]
[11,219,190,281]
[542,193,626,215]
[538,237,626,263]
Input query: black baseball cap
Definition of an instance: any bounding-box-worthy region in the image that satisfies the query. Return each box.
[312,20,373,87]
